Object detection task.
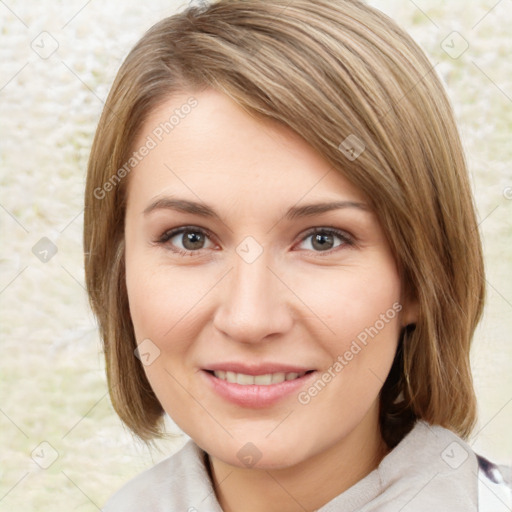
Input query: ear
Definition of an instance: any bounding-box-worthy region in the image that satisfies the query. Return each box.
[400,297,419,327]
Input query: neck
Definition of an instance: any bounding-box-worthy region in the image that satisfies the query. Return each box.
[208,407,388,512]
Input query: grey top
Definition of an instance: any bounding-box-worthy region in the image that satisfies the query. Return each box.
[103,420,512,511]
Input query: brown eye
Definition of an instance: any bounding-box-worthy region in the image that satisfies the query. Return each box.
[181,230,207,250]
[297,228,353,253]
[311,232,335,251]
[158,227,215,254]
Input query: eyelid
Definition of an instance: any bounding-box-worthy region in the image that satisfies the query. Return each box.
[156,224,355,257]
[294,226,355,252]
[158,225,214,244]
[156,225,218,257]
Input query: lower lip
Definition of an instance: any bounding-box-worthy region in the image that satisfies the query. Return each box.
[202,370,317,408]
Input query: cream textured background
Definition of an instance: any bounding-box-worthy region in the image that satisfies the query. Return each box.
[0,0,511,510]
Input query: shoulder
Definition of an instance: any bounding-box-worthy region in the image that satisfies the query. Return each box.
[377,421,480,510]
[374,421,511,511]
[102,440,221,512]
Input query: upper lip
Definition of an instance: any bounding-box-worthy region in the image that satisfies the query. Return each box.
[204,362,315,375]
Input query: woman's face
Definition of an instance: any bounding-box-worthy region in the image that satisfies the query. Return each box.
[124,88,415,469]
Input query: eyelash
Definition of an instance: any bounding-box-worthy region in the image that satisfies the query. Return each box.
[156,225,355,257]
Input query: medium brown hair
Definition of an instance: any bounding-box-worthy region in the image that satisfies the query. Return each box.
[84,0,485,445]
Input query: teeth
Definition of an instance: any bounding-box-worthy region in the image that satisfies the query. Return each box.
[236,373,254,385]
[213,371,306,385]
[254,374,272,385]
[271,372,285,384]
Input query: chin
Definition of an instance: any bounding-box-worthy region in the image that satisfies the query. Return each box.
[202,435,312,471]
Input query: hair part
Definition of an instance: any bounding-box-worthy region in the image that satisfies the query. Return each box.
[84,0,485,445]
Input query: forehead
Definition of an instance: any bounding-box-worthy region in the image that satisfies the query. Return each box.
[126,88,367,212]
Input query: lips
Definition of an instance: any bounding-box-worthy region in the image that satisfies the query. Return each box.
[202,363,317,408]
[205,362,314,375]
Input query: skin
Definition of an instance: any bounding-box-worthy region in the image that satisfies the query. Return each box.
[124,88,417,512]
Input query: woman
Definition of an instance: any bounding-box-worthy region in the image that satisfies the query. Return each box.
[84,0,511,510]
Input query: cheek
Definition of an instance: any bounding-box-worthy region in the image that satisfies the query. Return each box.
[296,260,403,348]
[125,253,205,343]
[293,259,403,403]
[124,253,220,405]
[124,257,203,409]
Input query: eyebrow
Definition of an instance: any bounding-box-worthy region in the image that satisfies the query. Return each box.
[143,197,370,221]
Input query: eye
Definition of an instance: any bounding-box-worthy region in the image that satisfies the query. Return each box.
[297,228,353,253]
[157,226,216,255]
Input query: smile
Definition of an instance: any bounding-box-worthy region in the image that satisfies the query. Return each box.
[203,367,317,408]
[212,370,309,385]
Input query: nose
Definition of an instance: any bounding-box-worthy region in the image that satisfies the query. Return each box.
[212,247,293,344]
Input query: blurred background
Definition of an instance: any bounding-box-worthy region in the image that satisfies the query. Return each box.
[0,0,511,509]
